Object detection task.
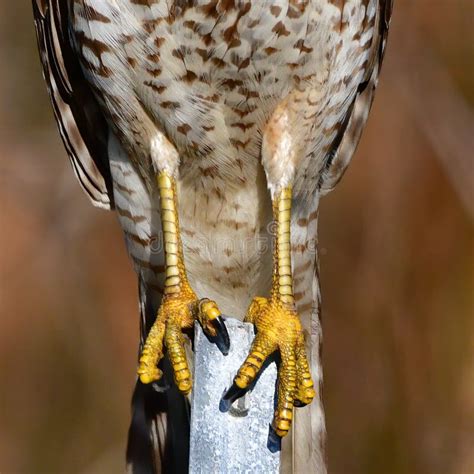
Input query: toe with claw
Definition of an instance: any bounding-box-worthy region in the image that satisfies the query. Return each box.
[223,296,315,437]
[138,288,229,394]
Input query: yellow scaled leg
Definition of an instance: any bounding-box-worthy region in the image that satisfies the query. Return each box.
[138,173,229,394]
[222,187,315,437]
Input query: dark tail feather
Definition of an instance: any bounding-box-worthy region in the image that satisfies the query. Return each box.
[126,382,162,474]
[126,278,190,474]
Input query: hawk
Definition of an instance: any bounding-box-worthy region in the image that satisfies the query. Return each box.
[33,1,393,472]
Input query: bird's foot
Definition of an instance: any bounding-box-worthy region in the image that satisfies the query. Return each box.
[222,296,315,437]
[138,285,229,394]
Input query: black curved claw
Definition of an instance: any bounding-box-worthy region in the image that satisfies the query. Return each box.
[219,382,246,412]
[293,399,308,408]
[211,316,230,355]
[267,425,281,453]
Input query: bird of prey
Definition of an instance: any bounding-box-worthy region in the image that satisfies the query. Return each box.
[33,1,392,473]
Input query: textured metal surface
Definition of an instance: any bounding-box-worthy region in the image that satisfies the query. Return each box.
[189,318,280,473]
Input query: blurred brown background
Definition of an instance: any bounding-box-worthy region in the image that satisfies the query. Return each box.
[0,2,472,473]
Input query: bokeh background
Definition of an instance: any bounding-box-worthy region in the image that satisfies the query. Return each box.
[0,2,472,473]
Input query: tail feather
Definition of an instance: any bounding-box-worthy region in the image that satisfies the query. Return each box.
[126,382,163,474]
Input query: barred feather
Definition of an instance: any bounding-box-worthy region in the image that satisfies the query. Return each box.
[32,0,114,209]
[319,0,393,194]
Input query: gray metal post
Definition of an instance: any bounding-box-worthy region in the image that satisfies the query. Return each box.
[189,318,280,473]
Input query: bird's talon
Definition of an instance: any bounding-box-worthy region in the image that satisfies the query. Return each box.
[231,296,315,437]
[267,425,282,453]
[198,299,230,354]
[138,292,227,394]
[211,316,230,355]
[220,382,247,412]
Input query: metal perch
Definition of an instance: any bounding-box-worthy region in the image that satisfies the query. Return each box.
[189,318,280,473]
